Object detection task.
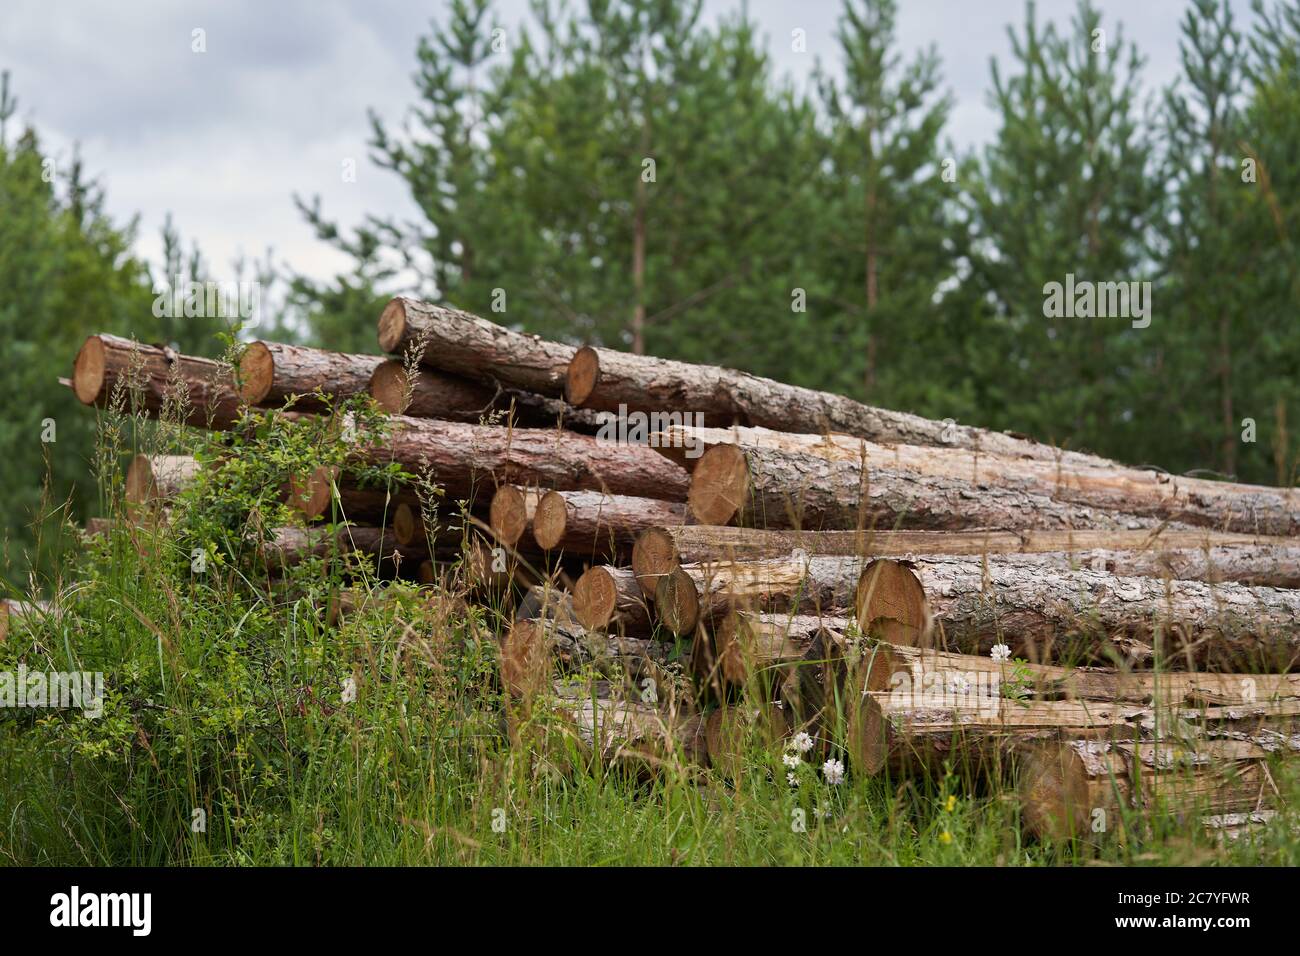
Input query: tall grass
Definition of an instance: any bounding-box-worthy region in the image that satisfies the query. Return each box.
[1,390,1297,866]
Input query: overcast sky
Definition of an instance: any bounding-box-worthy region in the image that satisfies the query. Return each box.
[0,0,1258,284]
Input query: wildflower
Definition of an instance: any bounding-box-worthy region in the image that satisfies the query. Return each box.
[939,830,953,845]
[787,772,799,787]
[792,731,814,753]
[341,676,357,704]
[782,752,801,769]
[945,794,957,813]
[948,673,971,696]
[822,758,845,785]
[990,643,1012,662]
[818,804,833,820]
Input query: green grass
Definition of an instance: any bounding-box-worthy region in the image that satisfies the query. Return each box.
[1,398,1298,867]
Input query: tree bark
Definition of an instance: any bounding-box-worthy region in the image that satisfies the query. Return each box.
[261,525,426,571]
[238,341,383,412]
[713,611,855,686]
[667,424,1300,536]
[73,333,244,429]
[352,415,689,505]
[563,346,1117,468]
[377,297,575,399]
[368,359,610,432]
[856,556,1300,670]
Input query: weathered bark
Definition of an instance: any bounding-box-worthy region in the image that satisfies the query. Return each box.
[713,611,855,686]
[637,524,1300,588]
[351,415,689,505]
[859,641,1300,707]
[73,333,244,429]
[572,566,654,636]
[125,454,202,510]
[500,617,671,699]
[369,359,610,432]
[857,556,1300,670]
[528,489,685,561]
[687,443,1170,532]
[377,297,575,398]
[1019,734,1297,841]
[238,341,383,412]
[667,424,1300,536]
[564,344,1116,468]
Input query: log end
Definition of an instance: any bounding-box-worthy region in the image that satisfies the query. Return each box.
[286,465,336,520]
[714,611,749,685]
[572,566,618,631]
[687,443,748,526]
[72,334,107,405]
[123,453,157,507]
[531,489,569,551]
[489,485,529,549]
[377,297,411,354]
[393,502,422,548]
[501,619,552,700]
[855,559,928,642]
[565,345,600,405]
[656,567,699,637]
[847,693,887,777]
[631,527,678,599]
[368,359,409,414]
[1018,742,1092,842]
[237,341,275,404]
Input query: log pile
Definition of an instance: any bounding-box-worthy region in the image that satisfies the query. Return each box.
[57,301,1300,841]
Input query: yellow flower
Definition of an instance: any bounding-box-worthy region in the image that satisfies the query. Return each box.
[944,795,957,813]
[939,830,953,845]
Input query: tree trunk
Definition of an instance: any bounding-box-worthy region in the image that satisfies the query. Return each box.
[678,427,1299,535]
[238,341,383,412]
[633,525,1293,586]
[377,297,575,399]
[352,415,689,505]
[528,489,685,561]
[368,359,610,432]
[73,333,244,429]
[562,350,1116,469]
[856,556,1300,670]
[713,610,854,686]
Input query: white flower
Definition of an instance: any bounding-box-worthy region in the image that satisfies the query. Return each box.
[990,643,1012,662]
[792,731,814,753]
[782,752,801,769]
[818,804,833,819]
[948,673,971,696]
[340,676,357,704]
[822,758,845,785]
[786,772,799,787]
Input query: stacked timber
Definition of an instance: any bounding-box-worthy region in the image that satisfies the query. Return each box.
[59,299,1300,840]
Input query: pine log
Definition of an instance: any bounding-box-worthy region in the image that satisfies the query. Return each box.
[261,525,424,571]
[124,454,202,510]
[368,359,610,432]
[1019,735,1296,841]
[73,334,244,429]
[237,341,383,412]
[377,297,575,398]
[488,486,544,554]
[855,557,1300,669]
[686,443,1169,532]
[665,423,1300,536]
[634,523,1290,570]
[528,489,685,561]
[500,617,671,700]
[702,703,792,779]
[572,566,654,635]
[351,415,689,505]
[713,611,855,687]
[565,344,1115,468]
[0,599,51,642]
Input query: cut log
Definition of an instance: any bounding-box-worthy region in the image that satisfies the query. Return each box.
[521,692,705,776]
[488,485,543,553]
[860,641,1300,707]
[855,556,1300,669]
[352,415,689,505]
[713,611,855,686]
[0,599,51,642]
[238,341,383,412]
[369,359,610,432]
[530,489,685,562]
[572,566,654,635]
[500,617,671,700]
[565,344,1116,468]
[686,442,1168,532]
[1019,735,1295,841]
[125,454,202,511]
[702,703,792,779]
[664,423,1300,537]
[377,297,575,398]
[73,334,244,429]
[261,525,423,570]
[634,524,1291,569]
